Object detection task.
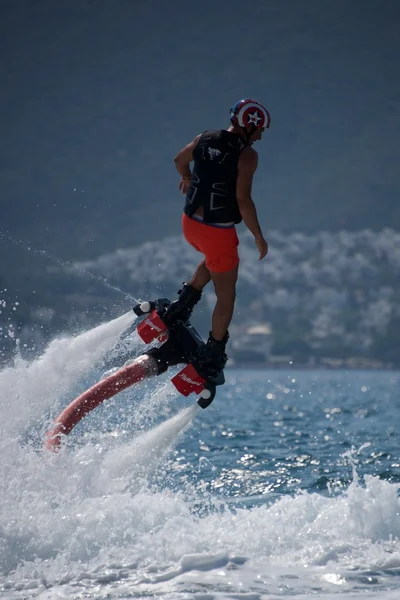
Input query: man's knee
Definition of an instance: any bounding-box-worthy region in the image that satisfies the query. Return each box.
[211,267,238,285]
[215,287,236,304]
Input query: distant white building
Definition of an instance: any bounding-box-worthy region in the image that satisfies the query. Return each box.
[231,322,272,363]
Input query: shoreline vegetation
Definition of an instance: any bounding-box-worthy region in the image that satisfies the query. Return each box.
[1,229,399,370]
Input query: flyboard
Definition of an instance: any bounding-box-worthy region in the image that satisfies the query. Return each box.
[45,297,224,451]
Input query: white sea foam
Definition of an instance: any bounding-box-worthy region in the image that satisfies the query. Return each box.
[0,311,137,437]
[0,318,399,599]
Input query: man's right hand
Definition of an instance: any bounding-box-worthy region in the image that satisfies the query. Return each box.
[179,177,191,194]
[255,234,268,260]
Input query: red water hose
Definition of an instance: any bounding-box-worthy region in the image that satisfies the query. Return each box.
[45,355,158,451]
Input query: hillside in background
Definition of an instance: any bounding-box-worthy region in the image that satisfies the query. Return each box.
[2,229,400,367]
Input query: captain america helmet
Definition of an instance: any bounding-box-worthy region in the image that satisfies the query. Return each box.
[230,98,271,129]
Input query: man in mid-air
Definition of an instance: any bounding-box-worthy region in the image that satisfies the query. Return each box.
[164,98,270,380]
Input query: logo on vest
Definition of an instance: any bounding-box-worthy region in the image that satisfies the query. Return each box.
[208,147,221,160]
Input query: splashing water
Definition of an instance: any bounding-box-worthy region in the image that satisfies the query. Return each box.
[0,229,138,301]
[0,311,138,438]
[0,313,199,583]
[95,404,199,495]
[0,315,400,599]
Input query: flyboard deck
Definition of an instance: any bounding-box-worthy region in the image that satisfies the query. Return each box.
[45,297,224,451]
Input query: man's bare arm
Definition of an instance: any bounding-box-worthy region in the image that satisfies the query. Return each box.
[174,134,201,194]
[174,134,202,179]
[236,147,268,259]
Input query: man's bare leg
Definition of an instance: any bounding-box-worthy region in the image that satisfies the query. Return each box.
[188,259,212,291]
[162,260,210,325]
[209,265,239,340]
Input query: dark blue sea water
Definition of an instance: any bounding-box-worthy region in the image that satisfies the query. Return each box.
[1,313,399,599]
[173,368,400,500]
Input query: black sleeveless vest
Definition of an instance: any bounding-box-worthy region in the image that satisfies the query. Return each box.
[184,130,244,224]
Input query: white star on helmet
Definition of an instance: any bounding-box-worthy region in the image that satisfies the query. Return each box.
[247,111,261,125]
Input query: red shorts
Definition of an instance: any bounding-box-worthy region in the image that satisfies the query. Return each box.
[182,213,239,273]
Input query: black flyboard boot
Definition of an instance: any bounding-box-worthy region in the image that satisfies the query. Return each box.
[171,331,228,404]
[132,295,226,408]
[162,283,202,327]
[194,331,229,382]
[133,285,201,345]
[169,329,227,408]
